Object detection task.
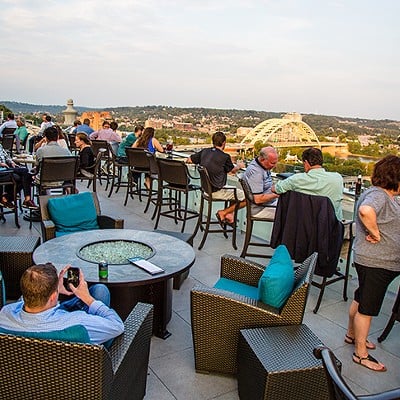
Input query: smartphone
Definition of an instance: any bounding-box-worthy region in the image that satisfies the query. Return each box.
[67,267,80,288]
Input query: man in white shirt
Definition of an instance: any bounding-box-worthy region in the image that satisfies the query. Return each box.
[0,113,18,136]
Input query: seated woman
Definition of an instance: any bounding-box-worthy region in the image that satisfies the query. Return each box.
[0,143,38,209]
[75,133,95,176]
[132,127,164,189]
[132,127,164,154]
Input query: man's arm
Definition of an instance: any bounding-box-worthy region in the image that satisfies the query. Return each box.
[253,192,279,205]
[229,160,245,174]
[274,175,297,194]
[67,268,124,343]
[0,122,6,135]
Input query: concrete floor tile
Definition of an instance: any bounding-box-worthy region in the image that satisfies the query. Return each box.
[150,312,193,360]
[145,369,176,400]
[150,348,237,400]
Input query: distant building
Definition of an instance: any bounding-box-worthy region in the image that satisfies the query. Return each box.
[62,99,78,125]
[145,119,164,129]
[80,111,112,131]
[173,122,193,131]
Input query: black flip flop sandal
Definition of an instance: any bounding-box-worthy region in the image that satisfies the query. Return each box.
[352,353,386,372]
[344,334,376,350]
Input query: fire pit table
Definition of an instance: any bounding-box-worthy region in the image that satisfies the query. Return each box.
[33,229,195,339]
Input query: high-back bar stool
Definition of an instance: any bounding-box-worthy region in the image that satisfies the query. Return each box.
[196,165,239,250]
[154,158,200,233]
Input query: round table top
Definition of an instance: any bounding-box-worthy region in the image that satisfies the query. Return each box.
[33,229,195,286]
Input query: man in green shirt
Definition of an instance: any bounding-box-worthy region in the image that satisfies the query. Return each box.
[274,147,343,220]
[116,125,143,163]
[15,117,29,152]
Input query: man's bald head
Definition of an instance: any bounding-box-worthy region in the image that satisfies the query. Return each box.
[258,147,278,170]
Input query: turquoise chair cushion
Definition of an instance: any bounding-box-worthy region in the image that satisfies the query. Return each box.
[48,192,99,234]
[214,277,259,300]
[258,245,295,308]
[0,325,91,343]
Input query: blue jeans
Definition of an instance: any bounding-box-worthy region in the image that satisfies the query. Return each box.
[59,284,110,312]
[59,284,114,348]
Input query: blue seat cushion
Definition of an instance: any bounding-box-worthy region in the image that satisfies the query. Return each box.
[258,245,295,308]
[214,277,259,300]
[48,192,99,233]
[0,324,91,343]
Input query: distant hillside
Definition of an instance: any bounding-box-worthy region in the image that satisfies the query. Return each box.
[1,100,399,136]
[0,101,96,114]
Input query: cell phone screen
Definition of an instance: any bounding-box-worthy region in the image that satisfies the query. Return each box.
[67,268,80,288]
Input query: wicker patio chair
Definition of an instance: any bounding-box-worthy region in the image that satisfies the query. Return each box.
[0,302,153,400]
[39,192,124,242]
[190,252,317,375]
[314,346,400,400]
[0,270,5,308]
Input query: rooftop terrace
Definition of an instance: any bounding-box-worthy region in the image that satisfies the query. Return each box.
[1,179,399,399]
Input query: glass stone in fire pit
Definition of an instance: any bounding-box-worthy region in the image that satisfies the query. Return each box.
[78,240,154,265]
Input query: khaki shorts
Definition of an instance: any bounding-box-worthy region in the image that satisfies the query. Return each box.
[212,186,245,202]
[252,207,276,220]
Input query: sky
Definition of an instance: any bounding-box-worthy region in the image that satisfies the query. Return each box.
[1,0,399,120]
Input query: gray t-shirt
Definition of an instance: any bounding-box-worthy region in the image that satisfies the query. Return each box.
[354,186,400,271]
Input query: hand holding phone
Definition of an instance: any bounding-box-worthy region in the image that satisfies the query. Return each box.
[67,267,80,288]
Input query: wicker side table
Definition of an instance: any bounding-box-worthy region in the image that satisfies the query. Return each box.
[237,324,340,400]
[0,236,41,299]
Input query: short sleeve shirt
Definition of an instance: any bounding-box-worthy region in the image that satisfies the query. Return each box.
[190,147,234,191]
[354,186,400,271]
[243,158,276,213]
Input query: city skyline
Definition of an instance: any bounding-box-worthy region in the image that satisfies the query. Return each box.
[1,0,399,121]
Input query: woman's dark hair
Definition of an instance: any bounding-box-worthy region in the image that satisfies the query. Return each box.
[136,127,155,148]
[302,147,323,166]
[134,125,144,133]
[76,132,91,145]
[371,154,400,191]
[54,124,67,141]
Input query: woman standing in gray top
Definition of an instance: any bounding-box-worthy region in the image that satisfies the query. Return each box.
[346,155,400,372]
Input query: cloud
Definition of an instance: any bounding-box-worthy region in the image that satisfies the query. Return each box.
[0,0,399,119]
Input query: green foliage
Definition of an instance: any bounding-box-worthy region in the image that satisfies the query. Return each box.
[324,158,365,176]
[0,104,13,115]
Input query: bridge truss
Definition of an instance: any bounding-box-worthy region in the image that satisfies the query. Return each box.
[240,118,320,148]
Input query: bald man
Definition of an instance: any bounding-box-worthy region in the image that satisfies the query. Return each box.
[216,146,280,224]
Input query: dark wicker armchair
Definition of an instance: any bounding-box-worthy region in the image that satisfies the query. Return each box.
[39,192,124,242]
[0,302,153,400]
[191,252,317,375]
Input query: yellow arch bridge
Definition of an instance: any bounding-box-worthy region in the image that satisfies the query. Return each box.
[240,116,321,148]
